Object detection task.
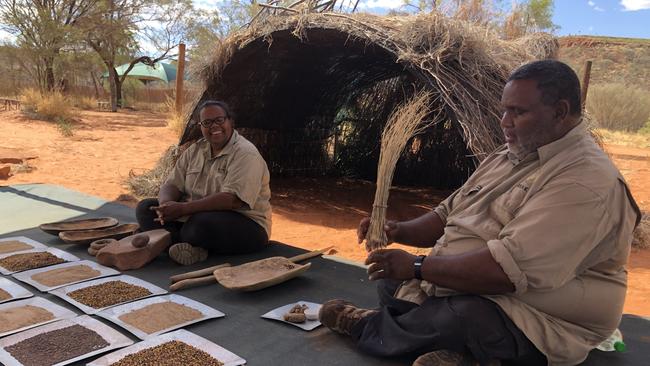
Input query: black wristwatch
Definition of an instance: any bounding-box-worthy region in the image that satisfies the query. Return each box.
[414,255,427,280]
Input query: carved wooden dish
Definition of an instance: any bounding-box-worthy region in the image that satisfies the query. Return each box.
[213,257,312,291]
[58,224,139,245]
[40,217,119,235]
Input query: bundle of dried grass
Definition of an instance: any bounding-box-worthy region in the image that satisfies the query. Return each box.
[364,91,435,251]
[125,145,181,198]
[633,212,649,249]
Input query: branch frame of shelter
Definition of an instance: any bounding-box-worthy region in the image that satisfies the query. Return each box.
[364,90,437,251]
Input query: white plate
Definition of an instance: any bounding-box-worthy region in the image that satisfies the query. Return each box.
[97,294,225,340]
[0,315,134,366]
[13,260,120,292]
[0,278,33,304]
[0,248,80,275]
[49,275,167,314]
[261,301,322,331]
[0,296,78,337]
[88,329,246,366]
[0,236,47,255]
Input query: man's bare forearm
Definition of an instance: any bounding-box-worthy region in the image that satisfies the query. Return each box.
[394,211,445,248]
[421,247,515,294]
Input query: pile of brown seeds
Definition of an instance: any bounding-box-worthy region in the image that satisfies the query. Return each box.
[0,288,11,301]
[111,341,224,366]
[0,252,65,272]
[67,281,152,309]
[5,324,109,366]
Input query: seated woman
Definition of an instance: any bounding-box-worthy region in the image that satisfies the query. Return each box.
[136,100,271,265]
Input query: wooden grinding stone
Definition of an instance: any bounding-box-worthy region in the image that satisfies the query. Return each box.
[58,223,139,245]
[96,229,171,270]
[213,257,312,291]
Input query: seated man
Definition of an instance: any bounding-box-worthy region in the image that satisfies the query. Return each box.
[136,100,272,265]
[319,60,640,366]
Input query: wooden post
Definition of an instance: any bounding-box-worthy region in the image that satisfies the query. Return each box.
[580,60,592,110]
[175,43,186,115]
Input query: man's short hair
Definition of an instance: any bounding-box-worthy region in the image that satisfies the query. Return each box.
[508,60,582,117]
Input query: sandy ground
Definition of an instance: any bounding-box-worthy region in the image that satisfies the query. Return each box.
[1,109,649,316]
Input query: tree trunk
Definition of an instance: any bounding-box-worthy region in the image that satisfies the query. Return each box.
[116,77,123,108]
[43,56,56,91]
[108,66,119,112]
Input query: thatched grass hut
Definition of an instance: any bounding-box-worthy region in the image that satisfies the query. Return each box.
[176,12,558,189]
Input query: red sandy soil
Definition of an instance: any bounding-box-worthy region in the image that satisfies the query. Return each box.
[1,110,649,316]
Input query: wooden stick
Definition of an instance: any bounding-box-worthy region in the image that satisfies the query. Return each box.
[581,60,593,110]
[258,3,300,13]
[170,263,230,284]
[170,275,217,292]
[288,246,334,263]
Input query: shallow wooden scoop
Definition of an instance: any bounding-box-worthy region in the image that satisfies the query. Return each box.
[169,247,332,292]
[214,247,332,292]
[40,217,118,235]
[58,223,139,245]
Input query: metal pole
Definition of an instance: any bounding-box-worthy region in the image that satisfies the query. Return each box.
[175,43,186,115]
[580,60,592,110]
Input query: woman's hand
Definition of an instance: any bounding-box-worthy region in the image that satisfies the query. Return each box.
[151,201,186,224]
[365,249,418,281]
[357,217,400,245]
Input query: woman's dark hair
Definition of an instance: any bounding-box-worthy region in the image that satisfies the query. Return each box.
[508,60,582,117]
[197,100,236,120]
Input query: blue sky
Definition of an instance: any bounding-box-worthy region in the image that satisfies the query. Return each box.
[1,0,649,43]
[553,0,650,38]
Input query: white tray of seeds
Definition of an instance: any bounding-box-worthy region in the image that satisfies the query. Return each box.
[0,247,80,275]
[13,260,120,292]
[88,329,246,366]
[0,278,33,304]
[261,300,323,331]
[0,296,78,338]
[0,315,134,366]
[96,294,225,340]
[50,275,167,315]
[0,236,47,255]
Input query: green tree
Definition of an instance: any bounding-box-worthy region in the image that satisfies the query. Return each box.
[0,0,98,91]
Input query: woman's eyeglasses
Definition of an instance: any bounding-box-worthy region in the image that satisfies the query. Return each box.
[199,116,228,127]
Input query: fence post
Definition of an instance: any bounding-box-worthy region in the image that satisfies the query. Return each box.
[581,60,592,110]
[175,43,186,115]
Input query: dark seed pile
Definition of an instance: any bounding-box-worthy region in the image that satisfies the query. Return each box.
[110,341,224,366]
[0,252,65,272]
[5,324,109,366]
[67,281,152,309]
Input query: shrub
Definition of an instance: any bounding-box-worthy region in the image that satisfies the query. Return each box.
[19,89,78,137]
[587,83,650,132]
[73,96,98,110]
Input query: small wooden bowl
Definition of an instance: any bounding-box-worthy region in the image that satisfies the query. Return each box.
[58,224,139,245]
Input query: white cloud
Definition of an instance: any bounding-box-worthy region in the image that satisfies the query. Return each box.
[588,0,595,6]
[0,30,15,44]
[620,0,650,11]
[193,0,221,11]
[357,0,403,10]
[594,5,605,11]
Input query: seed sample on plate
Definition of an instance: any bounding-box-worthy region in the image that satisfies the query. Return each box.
[67,281,152,309]
[110,340,224,366]
[4,324,110,366]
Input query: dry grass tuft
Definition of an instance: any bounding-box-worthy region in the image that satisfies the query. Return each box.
[633,212,650,249]
[20,89,79,137]
[73,96,98,110]
[587,83,650,132]
[125,145,181,198]
[596,128,650,149]
[365,91,435,251]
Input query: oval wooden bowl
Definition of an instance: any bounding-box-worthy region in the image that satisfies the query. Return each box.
[58,223,139,245]
[40,217,119,235]
[213,256,312,291]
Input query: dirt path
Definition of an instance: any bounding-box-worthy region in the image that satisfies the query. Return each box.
[1,110,649,316]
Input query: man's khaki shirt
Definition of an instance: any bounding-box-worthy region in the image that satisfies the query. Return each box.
[396,123,640,365]
[165,130,272,236]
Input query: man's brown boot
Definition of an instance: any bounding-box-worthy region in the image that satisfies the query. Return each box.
[412,350,500,366]
[318,299,378,335]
